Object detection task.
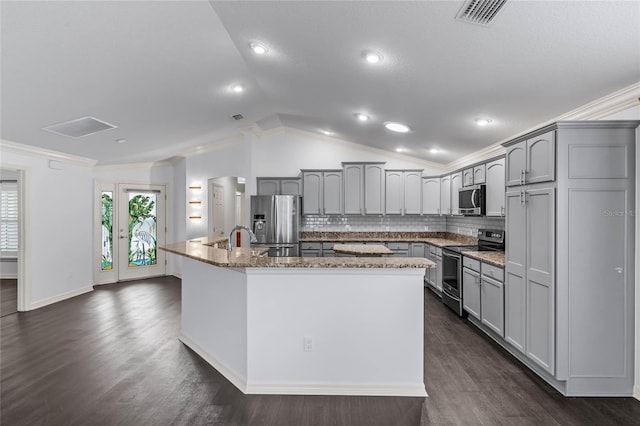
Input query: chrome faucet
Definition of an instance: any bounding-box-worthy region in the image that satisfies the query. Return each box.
[227,225,258,251]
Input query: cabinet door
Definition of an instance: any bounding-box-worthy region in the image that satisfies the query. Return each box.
[385,171,404,214]
[343,164,364,215]
[421,178,441,215]
[450,172,463,215]
[485,158,505,217]
[322,171,343,215]
[506,141,526,187]
[440,175,451,215]
[505,190,526,353]
[404,171,422,214]
[364,164,385,215]
[436,256,443,291]
[462,168,474,187]
[473,165,486,185]
[481,274,505,337]
[410,243,425,257]
[526,131,555,184]
[257,179,280,195]
[462,267,481,320]
[525,187,555,374]
[302,172,322,215]
[280,179,301,196]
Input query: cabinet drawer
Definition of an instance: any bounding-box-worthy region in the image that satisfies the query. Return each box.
[322,242,336,250]
[301,242,322,250]
[387,242,409,250]
[463,256,481,272]
[482,263,504,281]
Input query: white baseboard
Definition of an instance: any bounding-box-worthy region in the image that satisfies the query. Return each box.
[179,333,428,397]
[179,333,248,392]
[634,384,640,401]
[30,286,93,310]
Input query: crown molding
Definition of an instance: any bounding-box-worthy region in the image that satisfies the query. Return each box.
[0,139,97,167]
[93,160,173,172]
[445,143,506,172]
[180,135,245,158]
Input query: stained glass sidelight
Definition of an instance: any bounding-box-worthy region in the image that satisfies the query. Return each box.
[128,192,157,267]
[100,192,113,270]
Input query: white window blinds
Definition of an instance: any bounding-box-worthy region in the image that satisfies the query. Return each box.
[0,181,18,257]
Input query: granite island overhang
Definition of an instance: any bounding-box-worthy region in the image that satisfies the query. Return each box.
[161,238,435,397]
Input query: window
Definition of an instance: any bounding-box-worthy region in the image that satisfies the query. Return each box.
[0,181,18,257]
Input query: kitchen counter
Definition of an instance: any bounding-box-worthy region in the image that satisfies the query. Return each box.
[300,231,477,247]
[461,250,505,268]
[161,238,434,269]
[161,237,429,397]
[332,244,393,256]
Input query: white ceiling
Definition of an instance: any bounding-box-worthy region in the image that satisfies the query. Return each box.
[1,1,638,165]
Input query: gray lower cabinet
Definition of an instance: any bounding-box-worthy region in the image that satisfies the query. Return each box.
[409,242,424,257]
[481,273,504,337]
[386,242,409,256]
[425,244,442,293]
[462,266,481,319]
[300,242,322,257]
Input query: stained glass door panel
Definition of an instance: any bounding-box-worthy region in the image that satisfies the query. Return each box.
[117,184,166,281]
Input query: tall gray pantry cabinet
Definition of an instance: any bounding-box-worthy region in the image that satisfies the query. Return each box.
[503,121,638,396]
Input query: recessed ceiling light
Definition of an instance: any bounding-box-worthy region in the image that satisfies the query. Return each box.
[475,118,492,126]
[384,122,410,133]
[250,42,268,55]
[116,138,126,144]
[232,84,244,93]
[321,129,333,136]
[395,147,407,153]
[354,113,370,122]
[363,50,383,64]
[430,148,440,154]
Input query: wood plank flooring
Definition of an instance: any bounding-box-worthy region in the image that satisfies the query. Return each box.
[1,276,639,425]
[0,279,18,317]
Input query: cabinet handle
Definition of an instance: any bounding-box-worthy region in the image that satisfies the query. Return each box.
[615,267,623,274]
[500,206,505,216]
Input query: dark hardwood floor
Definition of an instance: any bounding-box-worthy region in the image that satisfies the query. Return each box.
[1,276,639,425]
[0,279,18,317]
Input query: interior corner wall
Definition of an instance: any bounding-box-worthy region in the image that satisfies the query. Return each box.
[251,131,444,177]
[1,148,93,308]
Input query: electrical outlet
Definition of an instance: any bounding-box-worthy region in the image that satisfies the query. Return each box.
[303,336,313,352]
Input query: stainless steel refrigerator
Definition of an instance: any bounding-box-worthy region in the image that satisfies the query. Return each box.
[250,195,300,257]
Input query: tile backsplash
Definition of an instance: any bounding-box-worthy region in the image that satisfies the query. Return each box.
[302,215,504,236]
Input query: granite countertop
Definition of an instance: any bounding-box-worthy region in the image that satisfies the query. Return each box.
[332,244,393,256]
[300,231,477,247]
[161,238,435,269]
[461,250,505,268]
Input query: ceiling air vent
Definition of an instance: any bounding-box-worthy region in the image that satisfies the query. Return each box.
[42,116,117,138]
[456,0,508,26]
[231,114,245,121]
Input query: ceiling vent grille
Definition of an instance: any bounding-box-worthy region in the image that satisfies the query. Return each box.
[42,116,117,138]
[231,114,245,121]
[456,0,508,26]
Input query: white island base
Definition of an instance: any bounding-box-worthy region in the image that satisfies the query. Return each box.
[179,256,427,397]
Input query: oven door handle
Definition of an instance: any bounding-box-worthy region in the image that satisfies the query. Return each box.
[443,251,461,261]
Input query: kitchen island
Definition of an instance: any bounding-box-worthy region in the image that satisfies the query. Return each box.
[161,237,433,397]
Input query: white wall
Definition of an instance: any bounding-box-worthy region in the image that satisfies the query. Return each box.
[1,147,94,308]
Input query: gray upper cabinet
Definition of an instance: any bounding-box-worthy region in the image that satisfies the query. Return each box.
[385,170,422,215]
[473,164,486,184]
[421,177,441,215]
[257,177,301,195]
[364,163,385,215]
[462,168,474,187]
[343,164,364,215]
[440,175,451,215]
[385,171,404,214]
[506,130,555,187]
[485,158,506,217]
[450,172,463,215]
[302,170,342,215]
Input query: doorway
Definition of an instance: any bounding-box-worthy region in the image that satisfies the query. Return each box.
[0,169,19,316]
[212,184,225,236]
[95,183,166,284]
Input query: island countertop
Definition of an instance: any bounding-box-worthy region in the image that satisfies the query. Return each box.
[161,238,435,269]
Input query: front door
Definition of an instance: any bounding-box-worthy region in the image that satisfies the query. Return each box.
[116,184,166,281]
[212,184,225,236]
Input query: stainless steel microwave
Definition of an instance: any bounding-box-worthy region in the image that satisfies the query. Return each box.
[458,184,486,216]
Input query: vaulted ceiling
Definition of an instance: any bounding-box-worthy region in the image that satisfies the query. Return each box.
[1,1,638,165]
